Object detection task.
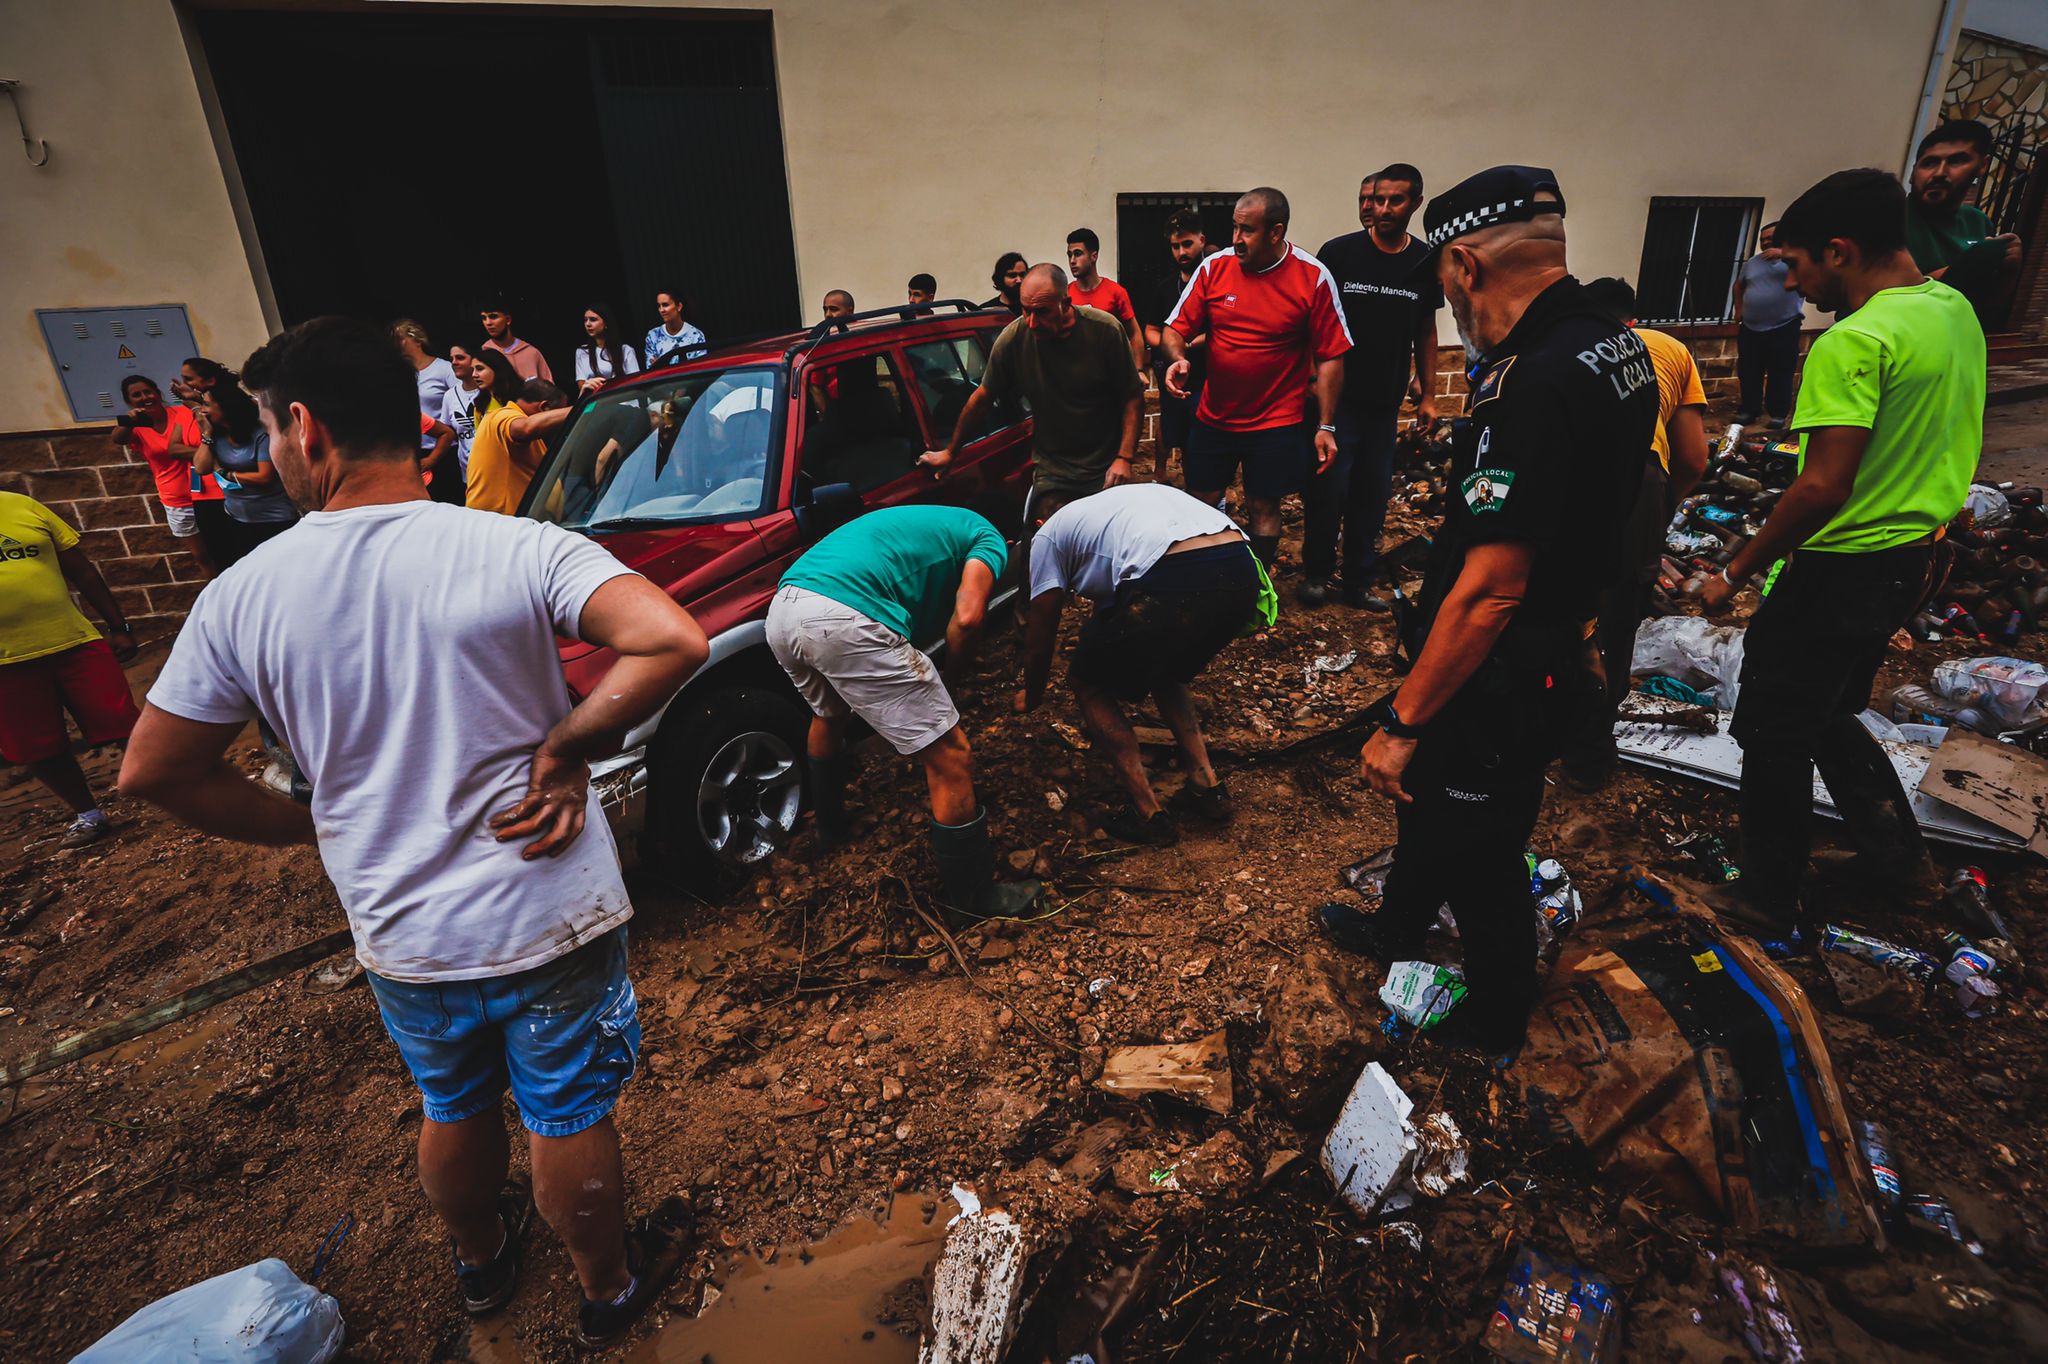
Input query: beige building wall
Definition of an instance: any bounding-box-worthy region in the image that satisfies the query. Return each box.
[4,0,1953,435]
[2,0,273,434]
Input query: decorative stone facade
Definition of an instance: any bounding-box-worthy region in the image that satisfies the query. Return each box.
[1944,30,2048,144]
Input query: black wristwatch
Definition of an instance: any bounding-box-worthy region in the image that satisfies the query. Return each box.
[1367,695,1426,740]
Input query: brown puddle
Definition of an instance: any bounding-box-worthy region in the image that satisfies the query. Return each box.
[627,1191,955,1364]
[11,1008,237,1117]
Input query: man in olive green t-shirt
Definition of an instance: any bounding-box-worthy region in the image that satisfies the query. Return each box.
[922,263,1144,523]
[1697,168,1982,934]
[1903,118,2023,332]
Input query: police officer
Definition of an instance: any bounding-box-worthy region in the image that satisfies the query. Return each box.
[1320,167,1658,1055]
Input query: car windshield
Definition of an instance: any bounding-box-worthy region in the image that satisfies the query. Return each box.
[526,365,781,530]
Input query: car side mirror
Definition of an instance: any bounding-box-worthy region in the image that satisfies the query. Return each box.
[795,480,862,541]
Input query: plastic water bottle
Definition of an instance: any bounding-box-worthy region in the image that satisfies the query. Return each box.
[1943,867,2011,941]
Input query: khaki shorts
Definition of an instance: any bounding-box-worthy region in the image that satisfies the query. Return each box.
[765,586,958,755]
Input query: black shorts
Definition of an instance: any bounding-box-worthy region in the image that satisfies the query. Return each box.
[1183,418,1310,499]
[1069,542,1258,702]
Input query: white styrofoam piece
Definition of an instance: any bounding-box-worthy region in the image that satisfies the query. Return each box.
[919,1209,1026,1364]
[1613,698,2024,854]
[1320,1062,1417,1219]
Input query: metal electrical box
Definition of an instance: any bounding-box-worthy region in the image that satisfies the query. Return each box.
[37,305,201,423]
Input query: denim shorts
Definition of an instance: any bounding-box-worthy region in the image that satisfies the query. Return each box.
[367,927,640,1137]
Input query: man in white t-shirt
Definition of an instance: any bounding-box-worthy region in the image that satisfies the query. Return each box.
[118,318,710,1348]
[1017,483,1260,846]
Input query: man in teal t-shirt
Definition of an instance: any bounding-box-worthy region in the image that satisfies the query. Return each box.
[1903,118,2023,331]
[1697,168,1982,935]
[767,505,1038,920]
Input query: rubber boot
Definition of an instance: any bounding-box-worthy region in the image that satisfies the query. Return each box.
[928,808,1041,923]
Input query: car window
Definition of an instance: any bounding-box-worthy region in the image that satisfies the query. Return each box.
[906,334,1026,443]
[798,352,923,493]
[525,365,779,530]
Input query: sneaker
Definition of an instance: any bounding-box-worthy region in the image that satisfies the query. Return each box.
[1340,581,1390,612]
[1095,803,1179,847]
[576,1196,694,1347]
[455,1182,535,1317]
[1165,779,1234,825]
[58,813,110,849]
[1296,576,1332,608]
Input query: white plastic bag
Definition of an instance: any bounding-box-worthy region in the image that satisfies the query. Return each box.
[1930,656,2048,731]
[72,1259,344,1364]
[1630,617,1747,703]
[1964,483,2012,529]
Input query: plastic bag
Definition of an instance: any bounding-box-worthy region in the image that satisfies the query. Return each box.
[72,1259,345,1364]
[1629,617,1747,705]
[1378,961,1466,1030]
[1964,483,2012,529]
[1930,656,2048,730]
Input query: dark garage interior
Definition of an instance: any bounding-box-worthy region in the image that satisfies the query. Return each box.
[194,5,802,374]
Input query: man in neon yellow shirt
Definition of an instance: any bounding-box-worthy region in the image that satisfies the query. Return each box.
[1698,169,1983,933]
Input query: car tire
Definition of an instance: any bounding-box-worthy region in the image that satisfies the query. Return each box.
[646,685,810,898]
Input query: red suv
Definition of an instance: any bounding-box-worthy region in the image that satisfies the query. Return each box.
[523,302,1034,892]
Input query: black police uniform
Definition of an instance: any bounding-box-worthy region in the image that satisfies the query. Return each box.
[1377,258,1657,1049]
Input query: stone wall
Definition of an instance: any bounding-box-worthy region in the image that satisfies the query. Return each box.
[0,427,205,625]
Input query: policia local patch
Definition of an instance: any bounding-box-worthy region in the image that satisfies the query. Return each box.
[1461,467,1515,513]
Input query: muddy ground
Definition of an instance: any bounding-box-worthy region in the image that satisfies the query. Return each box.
[5,436,2048,1362]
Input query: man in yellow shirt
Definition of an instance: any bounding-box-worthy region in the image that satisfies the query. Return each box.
[466,379,573,516]
[0,492,142,846]
[1565,277,1711,787]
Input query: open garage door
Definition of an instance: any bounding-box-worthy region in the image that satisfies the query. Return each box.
[193,6,800,375]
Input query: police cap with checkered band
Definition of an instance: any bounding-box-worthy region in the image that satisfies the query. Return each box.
[1411,165,1567,279]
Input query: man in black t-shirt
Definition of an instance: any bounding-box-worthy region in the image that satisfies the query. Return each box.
[1320,166,1656,1057]
[1302,165,1442,609]
[1142,208,1218,474]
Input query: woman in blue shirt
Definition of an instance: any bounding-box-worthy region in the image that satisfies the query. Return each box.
[193,376,297,567]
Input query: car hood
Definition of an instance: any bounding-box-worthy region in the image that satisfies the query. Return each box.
[556,520,765,661]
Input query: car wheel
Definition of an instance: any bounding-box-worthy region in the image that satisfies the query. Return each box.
[648,685,809,896]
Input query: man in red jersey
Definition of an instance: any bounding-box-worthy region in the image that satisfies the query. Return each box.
[1161,187,1352,569]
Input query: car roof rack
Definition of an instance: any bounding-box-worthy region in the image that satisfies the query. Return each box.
[786,299,992,364]
[641,300,997,375]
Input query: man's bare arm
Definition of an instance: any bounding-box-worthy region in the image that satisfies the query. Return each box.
[507,405,574,445]
[1391,540,1533,726]
[942,559,998,679]
[1665,406,1710,503]
[121,708,317,846]
[492,574,710,858]
[921,385,996,473]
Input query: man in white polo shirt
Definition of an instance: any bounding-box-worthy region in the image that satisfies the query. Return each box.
[1016,483,1261,845]
[119,317,710,1347]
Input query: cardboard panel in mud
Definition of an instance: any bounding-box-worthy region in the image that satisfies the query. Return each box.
[1510,887,1884,1248]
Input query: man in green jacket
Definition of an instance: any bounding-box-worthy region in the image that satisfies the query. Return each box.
[1904,118,2023,332]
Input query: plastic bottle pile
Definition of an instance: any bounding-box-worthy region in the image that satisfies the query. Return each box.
[1918,481,2048,644]
[1653,425,1794,606]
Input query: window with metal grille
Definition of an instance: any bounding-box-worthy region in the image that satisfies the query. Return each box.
[1634,196,1764,324]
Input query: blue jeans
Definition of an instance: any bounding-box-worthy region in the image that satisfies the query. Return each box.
[368,927,640,1137]
[1300,404,1398,581]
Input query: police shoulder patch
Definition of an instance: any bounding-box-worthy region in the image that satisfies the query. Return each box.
[1460,467,1515,514]
[1472,354,1515,408]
